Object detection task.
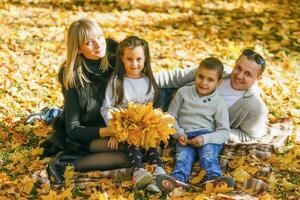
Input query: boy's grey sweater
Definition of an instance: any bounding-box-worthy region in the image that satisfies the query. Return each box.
[168,85,230,145]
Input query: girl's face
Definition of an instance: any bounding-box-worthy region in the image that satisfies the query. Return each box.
[121,46,145,79]
[78,29,106,60]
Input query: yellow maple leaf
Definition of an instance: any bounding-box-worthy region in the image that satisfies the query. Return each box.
[268,173,278,190]
[0,173,10,183]
[21,175,35,195]
[41,190,59,200]
[231,167,251,183]
[281,178,296,191]
[194,195,205,200]
[259,193,274,200]
[190,170,206,185]
[60,187,73,200]
[214,182,234,193]
[64,166,77,187]
[31,147,44,156]
[203,182,214,194]
[120,180,133,188]
[243,165,259,176]
[228,156,245,168]
[109,102,175,149]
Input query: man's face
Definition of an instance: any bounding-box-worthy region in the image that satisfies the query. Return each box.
[230,55,262,91]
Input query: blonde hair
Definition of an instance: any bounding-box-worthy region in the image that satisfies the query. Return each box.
[62,18,109,89]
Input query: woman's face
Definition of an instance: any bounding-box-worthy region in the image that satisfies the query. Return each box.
[78,29,106,60]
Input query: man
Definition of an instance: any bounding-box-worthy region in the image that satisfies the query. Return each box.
[218,49,268,142]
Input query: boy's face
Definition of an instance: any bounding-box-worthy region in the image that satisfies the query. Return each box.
[195,67,222,96]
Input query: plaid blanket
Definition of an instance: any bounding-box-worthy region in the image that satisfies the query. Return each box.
[47,120,292,197]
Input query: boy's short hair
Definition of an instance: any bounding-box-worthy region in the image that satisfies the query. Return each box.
[199,57,224,80]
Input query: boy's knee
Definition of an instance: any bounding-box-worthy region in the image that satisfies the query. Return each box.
[200,144,222,157]
[175,151,188,161]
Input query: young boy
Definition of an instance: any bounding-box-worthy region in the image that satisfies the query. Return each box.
[157,57,234,191]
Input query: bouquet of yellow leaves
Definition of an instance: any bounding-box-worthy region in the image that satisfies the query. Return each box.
[108,102,176,150]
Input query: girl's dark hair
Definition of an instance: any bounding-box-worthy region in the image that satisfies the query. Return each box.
[111,36,159,105]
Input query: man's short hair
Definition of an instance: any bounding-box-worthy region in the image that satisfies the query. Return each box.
[239,49,266,75]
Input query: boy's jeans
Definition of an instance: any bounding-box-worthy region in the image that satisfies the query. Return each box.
[171,130,223,183]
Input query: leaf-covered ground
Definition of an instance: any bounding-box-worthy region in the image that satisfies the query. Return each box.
[0,0,299,199]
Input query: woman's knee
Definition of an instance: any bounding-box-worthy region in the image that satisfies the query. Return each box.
[75,151,130,171]
[89,138,110,152]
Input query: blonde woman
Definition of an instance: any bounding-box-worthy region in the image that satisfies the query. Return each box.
[45,18,196,185]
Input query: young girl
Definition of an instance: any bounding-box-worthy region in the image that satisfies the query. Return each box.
[101,36,167,192]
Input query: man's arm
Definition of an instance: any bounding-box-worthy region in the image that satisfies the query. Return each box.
[229,100,268,142]
[154,67,197,88]
[168,89,185,139]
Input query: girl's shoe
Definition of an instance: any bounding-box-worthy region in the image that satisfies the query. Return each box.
[146,182,161,193]
[132,168,153,189]
[145,165,165,193]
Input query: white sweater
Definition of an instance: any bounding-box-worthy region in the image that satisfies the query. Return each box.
[101,76,154,125]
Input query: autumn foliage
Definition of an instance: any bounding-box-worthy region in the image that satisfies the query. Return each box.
[109,102,175,149]
[0,0,300,200]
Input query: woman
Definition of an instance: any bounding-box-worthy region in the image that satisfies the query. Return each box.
[45,18,196,184]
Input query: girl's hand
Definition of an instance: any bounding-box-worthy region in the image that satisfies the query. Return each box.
[108,136,118,150]
[179,134,188,146]
[99,127,113,137]
[188,136,204,147]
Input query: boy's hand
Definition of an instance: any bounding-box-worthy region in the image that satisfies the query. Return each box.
[179,134,188,146]
[188,136,204,147]
[108,136,118,150]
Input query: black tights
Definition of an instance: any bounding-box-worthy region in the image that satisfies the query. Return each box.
[75,138,130,172]
[127,145,163,171]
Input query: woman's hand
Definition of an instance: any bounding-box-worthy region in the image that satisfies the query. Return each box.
[179,134,188,146]
[188,136,204,147]
[108,136,118,150]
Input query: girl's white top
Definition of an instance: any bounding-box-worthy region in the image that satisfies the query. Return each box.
[101,76,154,125]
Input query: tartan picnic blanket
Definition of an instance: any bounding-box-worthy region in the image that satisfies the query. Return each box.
[39,119,292,196]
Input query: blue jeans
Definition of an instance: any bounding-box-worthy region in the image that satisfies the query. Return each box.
[171,130,223,183]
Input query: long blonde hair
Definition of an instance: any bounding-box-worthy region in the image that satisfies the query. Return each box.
[62,18,109,89]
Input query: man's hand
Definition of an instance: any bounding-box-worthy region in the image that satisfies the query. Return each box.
[188,135,204,147]
[108,136,118,150]
[179,134,188,146]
